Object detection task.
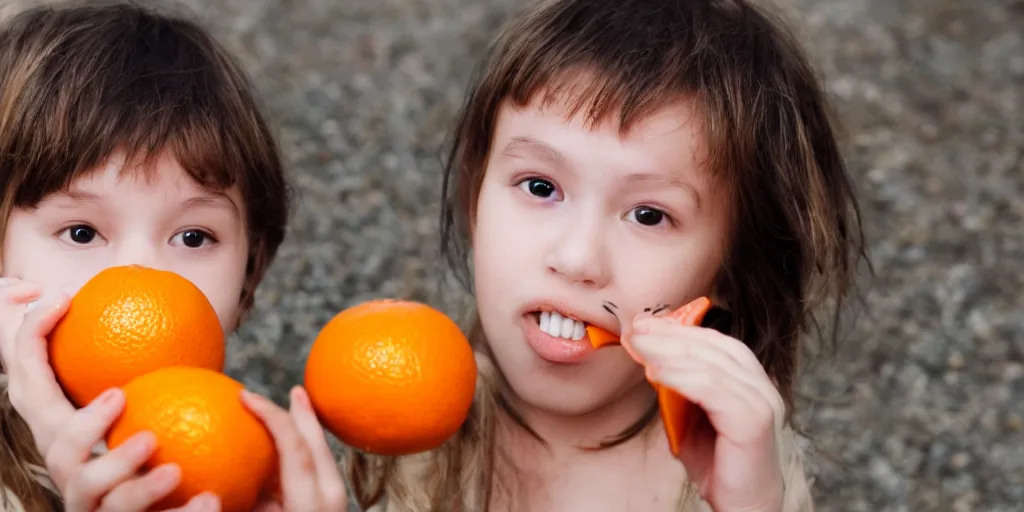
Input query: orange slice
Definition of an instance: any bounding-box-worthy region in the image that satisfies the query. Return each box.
[584,297,713,456]
[585,325,621,348]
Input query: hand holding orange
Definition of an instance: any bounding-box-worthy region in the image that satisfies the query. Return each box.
[585,297,714,457]
[106,366,277,511]
[46,265,275,511]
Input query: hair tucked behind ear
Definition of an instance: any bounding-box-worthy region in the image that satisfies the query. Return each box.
[0,376,62,512]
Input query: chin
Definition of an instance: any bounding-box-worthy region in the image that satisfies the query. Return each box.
[510,374,616,417]
[493,346,649,419]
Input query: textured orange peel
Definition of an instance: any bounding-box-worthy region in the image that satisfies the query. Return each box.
[584,296,713,456]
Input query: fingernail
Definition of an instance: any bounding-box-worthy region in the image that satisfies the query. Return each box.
[151,463,180,485]
[241,390,266,406]
[192,492,220,510]
[129,431,155,457]
[291,386,311,409]
[90,388,121,408]
[632,319,650,333]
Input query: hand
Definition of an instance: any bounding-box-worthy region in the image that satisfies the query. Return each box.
[0,278,76,454]
[627,313,786,512]
[2,280,220,511]
[45,387,222,512]
[241,386,347,512]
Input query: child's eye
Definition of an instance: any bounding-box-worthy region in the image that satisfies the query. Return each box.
[61,224,98,244]
[171,229,217,249]
[517,178,561,200]
[627,206,670,227]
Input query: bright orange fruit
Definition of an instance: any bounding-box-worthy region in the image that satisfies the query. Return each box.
[106,366,276,512]
[304,299,477,456]
[48,265,225,407]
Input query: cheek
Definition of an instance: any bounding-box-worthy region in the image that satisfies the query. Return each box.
[612,238,724,312]
[196,276,245,334]
[177,253,248,335]
[1,216,80,290]
[471,183,525,277]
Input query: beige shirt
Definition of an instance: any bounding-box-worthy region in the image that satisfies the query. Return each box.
[365,426,814,512]
[0,489,27,512]
[0,464,58,512]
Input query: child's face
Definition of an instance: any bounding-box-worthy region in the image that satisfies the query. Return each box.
[1,151,250,334]
[472,96,732,418]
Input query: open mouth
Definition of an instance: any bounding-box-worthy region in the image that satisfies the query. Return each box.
[531,310,587,341]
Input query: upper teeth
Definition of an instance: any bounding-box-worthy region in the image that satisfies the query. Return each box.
[539,311,586,340]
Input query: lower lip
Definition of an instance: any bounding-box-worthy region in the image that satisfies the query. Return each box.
[522,314,596,364]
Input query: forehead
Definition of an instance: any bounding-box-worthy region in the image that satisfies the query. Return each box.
[37,150,242,210]
[494,94,709,173]
[499,73,706,140]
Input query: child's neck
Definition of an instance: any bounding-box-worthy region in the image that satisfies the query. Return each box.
[496,382,687,512]
[504,379,656,451]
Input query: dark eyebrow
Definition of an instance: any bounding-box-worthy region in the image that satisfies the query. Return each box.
[500,136,567,169]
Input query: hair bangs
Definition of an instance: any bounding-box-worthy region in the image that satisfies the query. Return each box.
[4,27,245,207]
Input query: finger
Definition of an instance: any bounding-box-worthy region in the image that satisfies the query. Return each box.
[45,388,124,487]
[289,386,346,508]
[241,390,320,509]
[636,331,785,434]
[632,326,786,425]
[630,332,764,391]
[91,463,180,512]
[251,499,285,512]
[652,359,777,447]
[0,279,41,300]
[65,431,157,510]
[8,290,76,444]
[13,289,71,371]
[156,490,222,512]
[0,280,43,359]
[635,317,764,375]
[169,492,222,512]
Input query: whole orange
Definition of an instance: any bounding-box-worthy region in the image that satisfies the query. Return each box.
[106,366,276,512]
[304,299,477,456]
[48,265,225,407]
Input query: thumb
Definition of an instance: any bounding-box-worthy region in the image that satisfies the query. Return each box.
[16,289,72,369]
[0,280,44,365]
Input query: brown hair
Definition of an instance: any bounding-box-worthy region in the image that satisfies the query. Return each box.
[0,1,289,509]
[350,0,869,509]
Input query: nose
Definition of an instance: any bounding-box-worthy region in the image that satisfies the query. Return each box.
[112,237,166,271]
[543,212,610,288]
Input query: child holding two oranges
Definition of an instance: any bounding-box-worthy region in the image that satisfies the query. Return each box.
[1,0,867,511]
[0,1,341,510]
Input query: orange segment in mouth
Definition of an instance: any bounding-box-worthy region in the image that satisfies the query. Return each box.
[585,325,620,348]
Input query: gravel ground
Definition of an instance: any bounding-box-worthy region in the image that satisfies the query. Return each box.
[153,0,1021,510]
